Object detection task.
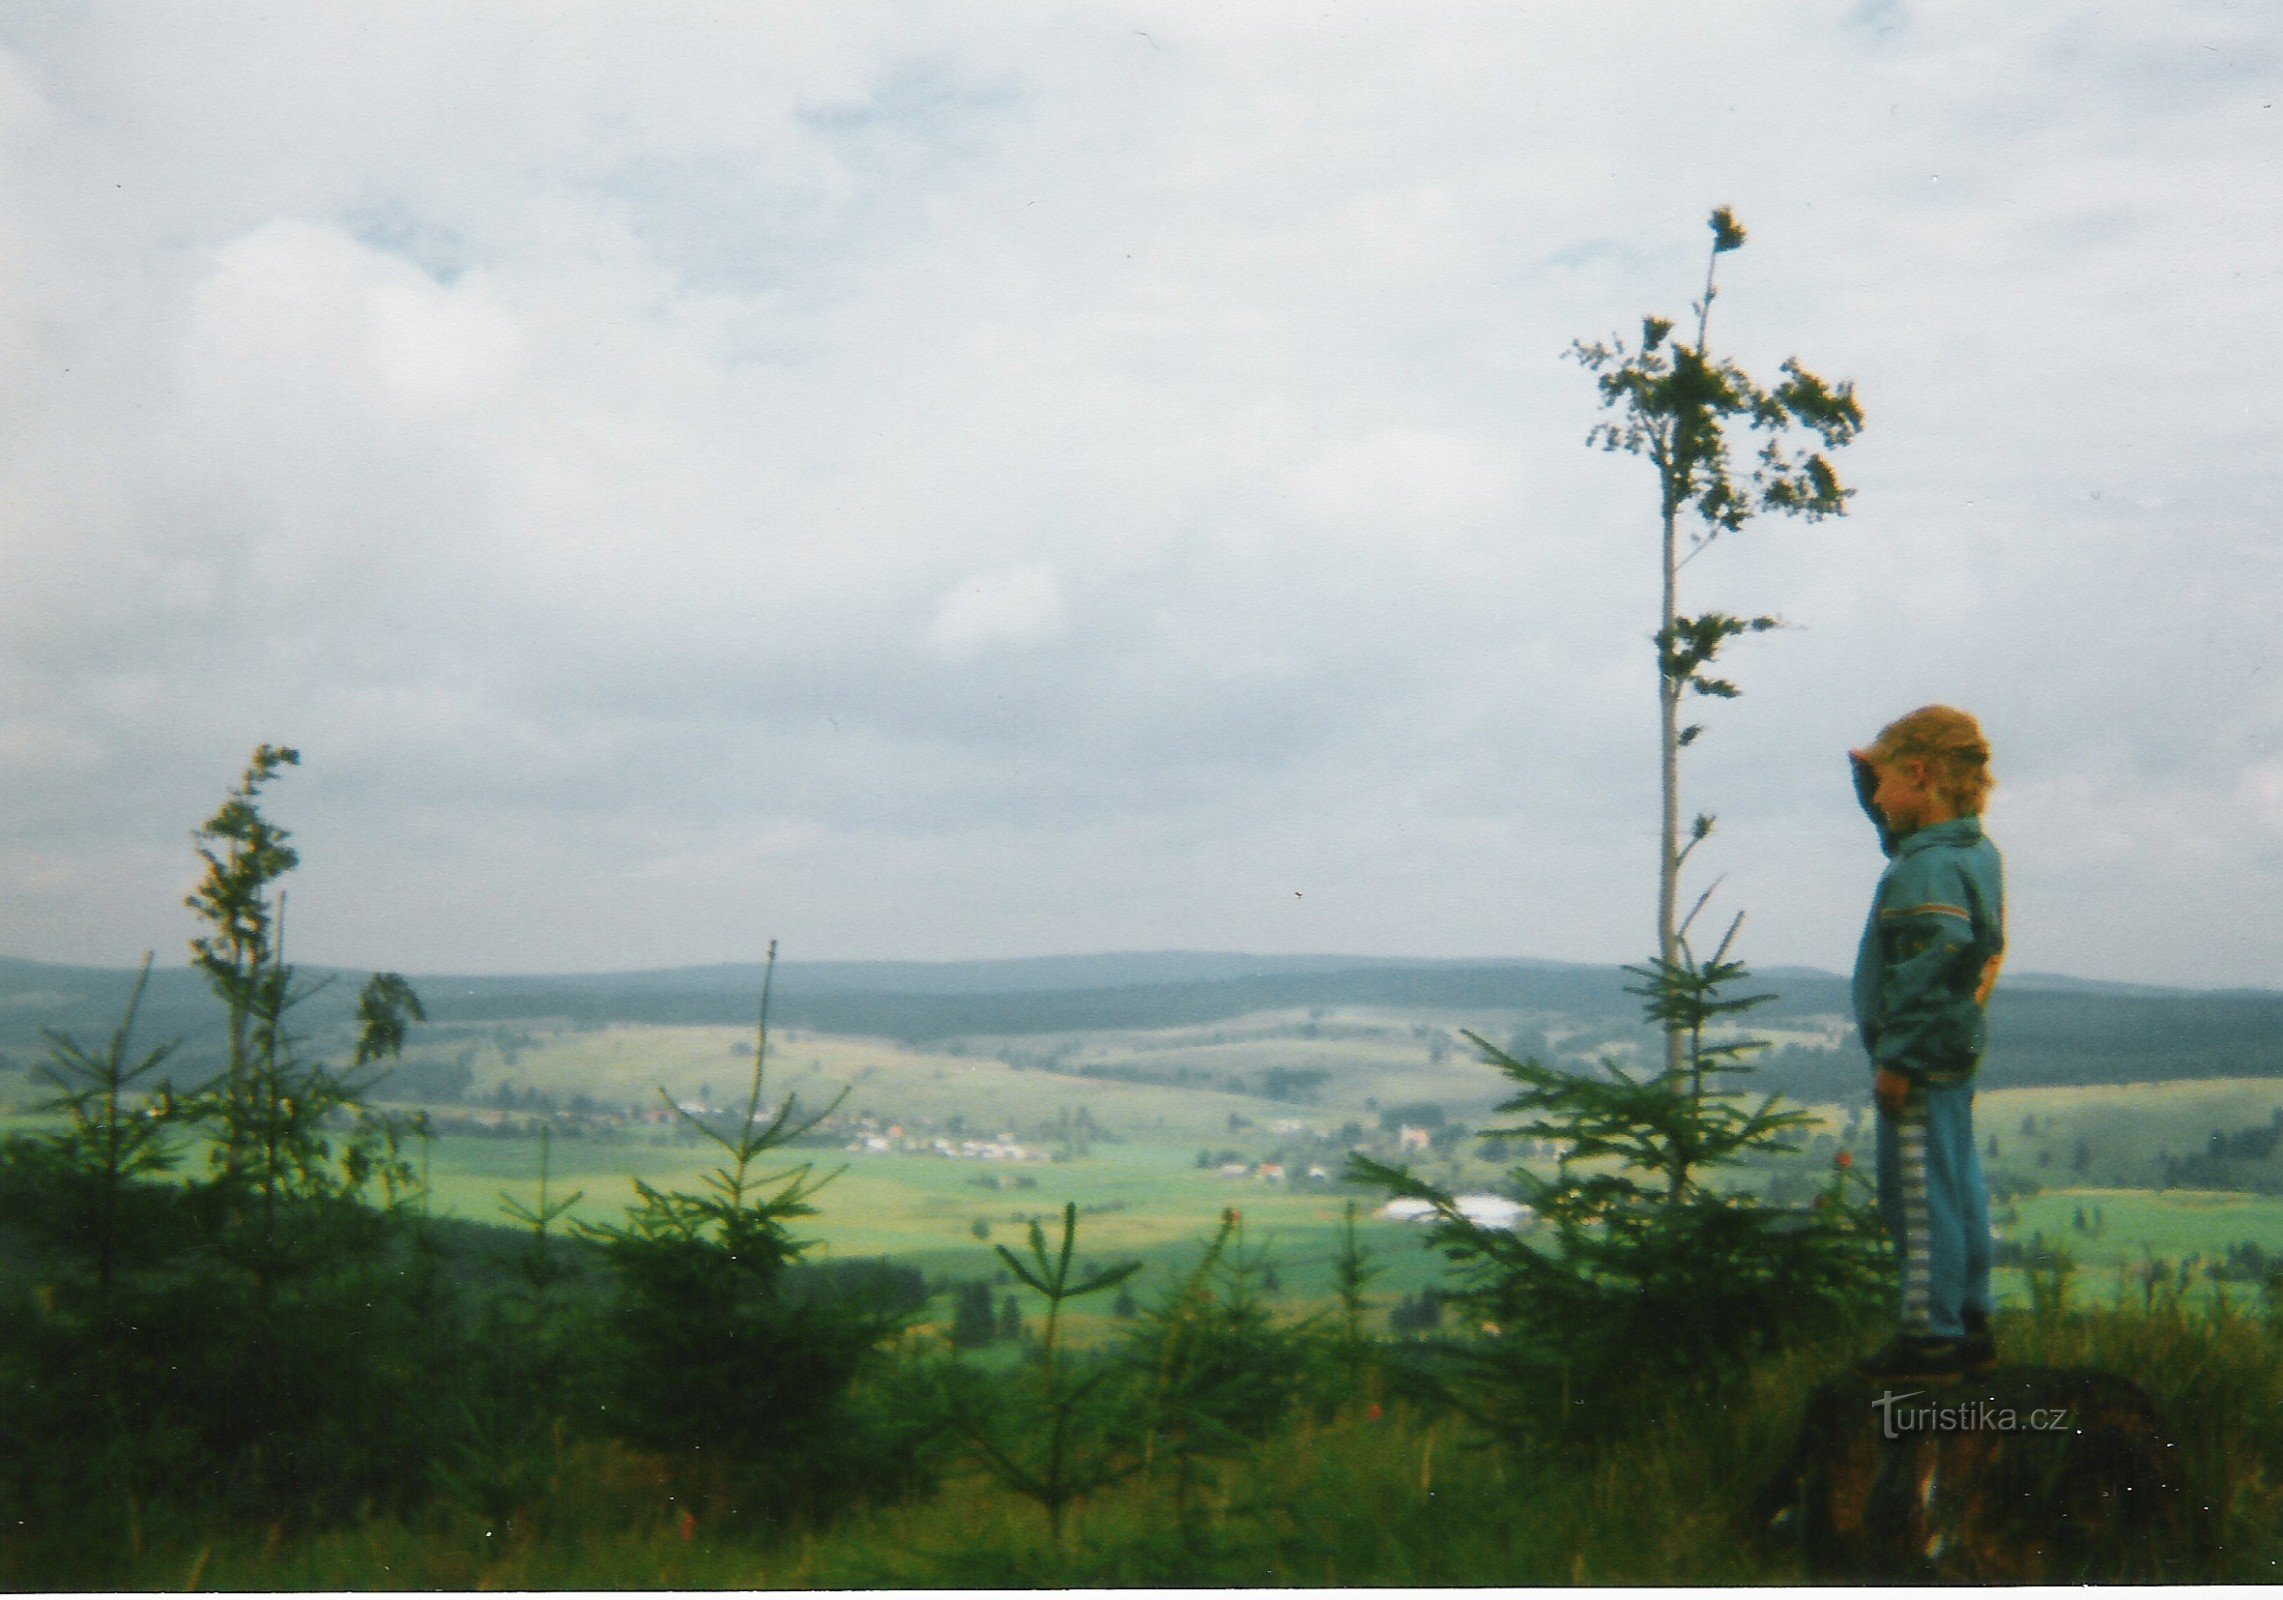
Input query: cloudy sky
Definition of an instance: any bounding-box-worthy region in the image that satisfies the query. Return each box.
[0,2,2276,985]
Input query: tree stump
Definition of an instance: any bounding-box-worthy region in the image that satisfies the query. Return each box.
[1766,1365,2189,1582]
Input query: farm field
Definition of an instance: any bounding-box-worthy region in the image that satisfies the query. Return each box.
[379,1008,1536,1138]
[14,997,2283,1319]
[416,1104,2283,1317]
[13,991,2283,1584]
[417,1129,1463,1302]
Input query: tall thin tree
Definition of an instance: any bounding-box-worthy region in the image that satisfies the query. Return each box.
[1571,208,1862,1067]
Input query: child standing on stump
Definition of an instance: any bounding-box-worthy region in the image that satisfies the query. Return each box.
[1849,706,2006,1381]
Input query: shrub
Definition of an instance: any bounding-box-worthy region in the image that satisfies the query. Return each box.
[1124,1210,1311,1523]
[1354,921,1884,1442]
[580,943,915,1520]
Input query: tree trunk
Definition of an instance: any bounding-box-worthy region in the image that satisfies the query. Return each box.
[1658,489,1683,1075]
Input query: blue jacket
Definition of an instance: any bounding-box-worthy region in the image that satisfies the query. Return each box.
[1850,801,2007,1085]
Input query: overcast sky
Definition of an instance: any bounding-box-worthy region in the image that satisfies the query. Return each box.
[0,2,2276,985]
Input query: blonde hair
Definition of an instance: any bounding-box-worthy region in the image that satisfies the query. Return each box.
[1868,705,1994,815]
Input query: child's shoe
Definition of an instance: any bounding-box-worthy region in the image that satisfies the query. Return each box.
[1957,1307,1998,1371]
[1857,1334,1966,1383]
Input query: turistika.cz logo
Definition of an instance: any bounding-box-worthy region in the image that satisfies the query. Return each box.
[1872,1390,2073,1440]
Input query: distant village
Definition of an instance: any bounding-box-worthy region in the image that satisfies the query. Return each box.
[844,1123,1051,1163]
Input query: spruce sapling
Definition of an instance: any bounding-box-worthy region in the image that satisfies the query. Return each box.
[1331,1198,1382,1378]
[31,953,179,1308]
[1127,1208,1307,1531]
[584,942,901,1510]
[948,1202,1140,1548]
[1351,914,1883,1437]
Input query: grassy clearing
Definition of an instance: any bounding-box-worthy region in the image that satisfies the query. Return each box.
[129,1287,2283,1588]
[115,1292,2283,1588]
[118,1386,1817,1588]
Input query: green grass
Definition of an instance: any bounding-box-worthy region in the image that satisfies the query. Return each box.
[23,1047,2283,1584]
[113,1384,1816,1587]
[421,1130,1452,1290]
[1978,1078,2283,1191]
[20,1051,2283,1321]
[109,1291,2283,1588]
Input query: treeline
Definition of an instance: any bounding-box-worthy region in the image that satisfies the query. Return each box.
[10,954,2283,1096]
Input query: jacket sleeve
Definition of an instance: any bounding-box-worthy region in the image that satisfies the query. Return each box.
[1849,753,1902,858]
[1869,856,1979,1075]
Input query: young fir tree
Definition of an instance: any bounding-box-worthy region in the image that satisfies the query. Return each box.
[1330,1197,1382,1379]
[442,1122,592,1534]
[1352,915,1883,1439]
[1124,1208,1308,1532]
[29,955,179,1312]
[5,955,184,1565]
[942,1202,1140,1549]
[1351,214,1879,1435]
[1570,208,1862,1071]
[583,942,907,1513]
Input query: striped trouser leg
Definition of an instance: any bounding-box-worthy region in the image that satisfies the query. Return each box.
[1894,1095,1934,1335]
[1917,1083,1977,1338]
[1952,1089,1995,1322]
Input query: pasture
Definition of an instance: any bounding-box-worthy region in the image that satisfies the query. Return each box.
[13,1002,2283,1321]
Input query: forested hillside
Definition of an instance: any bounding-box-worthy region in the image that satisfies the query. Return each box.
[3,953,2278,1097]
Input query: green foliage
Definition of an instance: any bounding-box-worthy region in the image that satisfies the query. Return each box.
[439,1122,594,1530]
[1126,1210,1310,1525]
[950,1278,1000,1348]
[56,1292,2283,1587]
[942,1202,1141,1546]
[1331,1198,1382,1367]
[178,747,427,1274]
[2026,1238,2079,1322]
[592,942,836,1283]
[580,942,908,1515]
[497,1120,585,1298]
[1353,927,1884,1440]
[354,971,428,1066]
[1570,208,1864,1026]
[0,744,456,1585]
[29,953,180,1301]
[185,744,301,1020]
[1570,208,1862,542]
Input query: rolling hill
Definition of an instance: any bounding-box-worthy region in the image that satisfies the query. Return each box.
[1,950,2279,1099]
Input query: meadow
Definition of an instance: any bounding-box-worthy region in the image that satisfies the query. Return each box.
[13,972,2283,1589]
[391,1009,2283,1309]
[14,1000,2283,1314]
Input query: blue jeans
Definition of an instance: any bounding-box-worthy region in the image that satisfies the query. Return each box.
[1875,1080,1994,1340]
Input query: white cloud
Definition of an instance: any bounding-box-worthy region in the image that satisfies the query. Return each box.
[0,3,2276,982]
[1286,429,1510,543]
[926,566,1068,659]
